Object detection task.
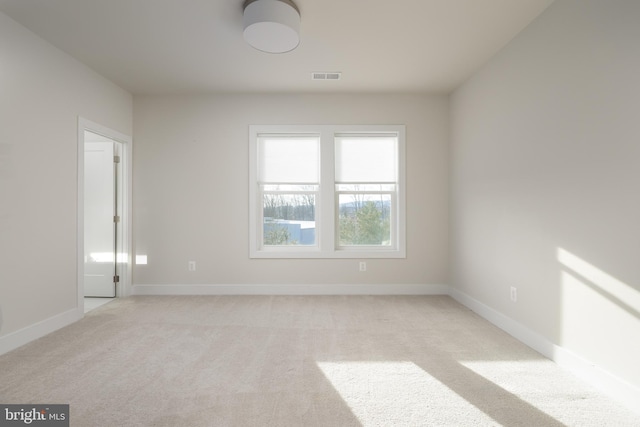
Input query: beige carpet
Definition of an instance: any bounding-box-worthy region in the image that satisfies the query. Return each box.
[0,295,638,426]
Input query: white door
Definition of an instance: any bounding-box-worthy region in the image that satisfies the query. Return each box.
[84,132,119,297]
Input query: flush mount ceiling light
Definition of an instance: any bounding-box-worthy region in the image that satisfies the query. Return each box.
[243,0,300,54]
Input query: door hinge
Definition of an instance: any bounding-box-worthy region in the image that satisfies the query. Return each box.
[114,275,120,283]
[114,215,120,223]
[114,155,121,164]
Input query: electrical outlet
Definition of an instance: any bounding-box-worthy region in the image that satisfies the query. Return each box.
[188,261,196,271]
[510,286,517,302]
[359,261,367,272]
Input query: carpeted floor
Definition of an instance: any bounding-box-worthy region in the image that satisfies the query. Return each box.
[0,295,638,426]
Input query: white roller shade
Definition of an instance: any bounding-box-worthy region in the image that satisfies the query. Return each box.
[258,135,319,183]
[335,135,398,183]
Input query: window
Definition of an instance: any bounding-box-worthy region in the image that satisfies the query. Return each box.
[258,134,319,249]
[249,125,405,258]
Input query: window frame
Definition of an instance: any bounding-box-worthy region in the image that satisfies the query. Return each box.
[249,125,406,259]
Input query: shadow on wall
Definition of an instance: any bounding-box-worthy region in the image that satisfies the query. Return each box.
[556,246,640,390]
[557,248,640,321]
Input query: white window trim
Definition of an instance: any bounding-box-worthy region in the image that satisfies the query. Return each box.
[249,125,406,259]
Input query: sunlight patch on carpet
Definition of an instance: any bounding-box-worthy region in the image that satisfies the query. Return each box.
[459,359,607,423]
[317,361,494,425]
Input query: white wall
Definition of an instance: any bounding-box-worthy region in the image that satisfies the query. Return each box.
[0,12,132,342]
[451,0,640,395]
[133,94,448,289]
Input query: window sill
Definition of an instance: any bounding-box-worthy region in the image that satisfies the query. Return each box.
[250,248,406,259]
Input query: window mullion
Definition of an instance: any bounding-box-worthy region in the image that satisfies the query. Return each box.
[319,127,335,253]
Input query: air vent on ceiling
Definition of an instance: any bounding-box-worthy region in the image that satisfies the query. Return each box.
[312,72,341,81]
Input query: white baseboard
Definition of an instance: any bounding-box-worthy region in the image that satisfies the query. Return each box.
[449,287,640,414]
[0,308,82,356]
[132,283,449,296]
[448,288,556,355]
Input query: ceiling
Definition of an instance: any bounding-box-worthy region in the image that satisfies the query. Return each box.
[0,0,555,95]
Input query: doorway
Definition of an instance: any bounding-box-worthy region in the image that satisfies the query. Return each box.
[77,118,132,311]
[84,132,121,297]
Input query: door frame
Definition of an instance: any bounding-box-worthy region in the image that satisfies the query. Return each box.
[77,117,133,312]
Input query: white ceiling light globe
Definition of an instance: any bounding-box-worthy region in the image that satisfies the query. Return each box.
[243,0,300,54]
